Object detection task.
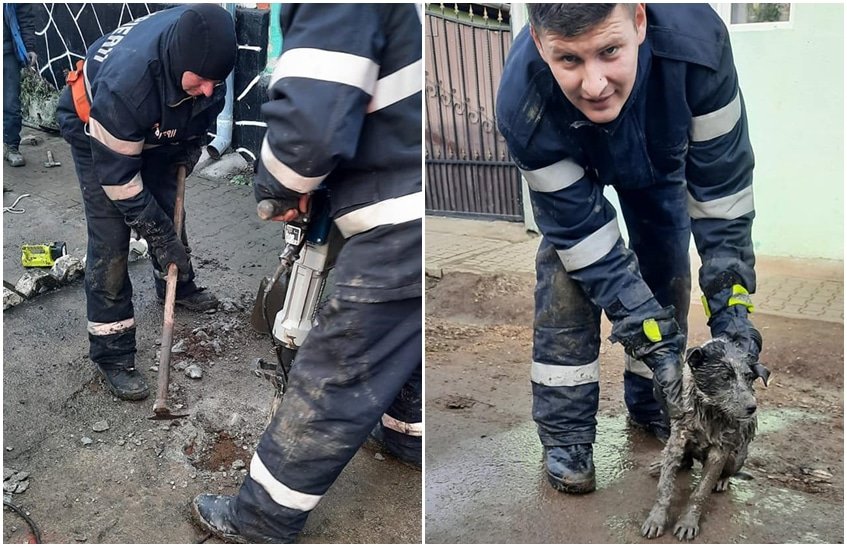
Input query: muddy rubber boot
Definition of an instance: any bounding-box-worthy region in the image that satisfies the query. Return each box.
[627,415,670,444]
[4,145,25,167]
[94,362,149,401]
[363,422,422,470]
[544,444,596,494]
[191,494,280,544]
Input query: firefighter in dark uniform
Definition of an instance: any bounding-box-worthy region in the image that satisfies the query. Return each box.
[496,4,761,494]
[191,4,422,543]
[3,3,38,166]
[56,4,236,401]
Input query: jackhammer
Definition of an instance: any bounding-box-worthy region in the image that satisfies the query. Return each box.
[250,188,344,422]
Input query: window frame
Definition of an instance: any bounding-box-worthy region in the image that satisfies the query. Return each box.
[711,3,794,31]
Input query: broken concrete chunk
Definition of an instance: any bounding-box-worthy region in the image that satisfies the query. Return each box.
[3,468,17,481]
[92,420,110,432]
[3,287,25,310]
[185,364,203,379]
[221,299,241,313]
[14,480,29,494]
[15,269,59,298]
[231,459,246,471]
[50,255,84,283]
[128,237,149,262]
[12,471,29,482]
[171,339,186,354]
[80,437,94,446]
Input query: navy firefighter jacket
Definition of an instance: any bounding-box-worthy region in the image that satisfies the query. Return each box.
[496,4,755,343]
[254,4,423,303]
[59,5,226,219]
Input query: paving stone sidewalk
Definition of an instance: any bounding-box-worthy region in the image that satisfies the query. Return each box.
[426,216,844,324]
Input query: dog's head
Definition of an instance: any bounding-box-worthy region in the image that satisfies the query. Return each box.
[685,337,770,420]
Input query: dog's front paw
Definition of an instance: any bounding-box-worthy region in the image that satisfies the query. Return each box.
[641,506,668,539]
[714,476,731,492]
[673,512,700,541]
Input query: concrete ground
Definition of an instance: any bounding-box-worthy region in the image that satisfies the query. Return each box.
[2,130,421,543]
[425,215,843,543]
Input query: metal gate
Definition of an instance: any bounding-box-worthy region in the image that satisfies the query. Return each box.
[425,4,522,221]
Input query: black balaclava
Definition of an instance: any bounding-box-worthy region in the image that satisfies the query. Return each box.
[169,4,236,82]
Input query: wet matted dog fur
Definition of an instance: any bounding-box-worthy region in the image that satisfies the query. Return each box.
[641,337,770,540]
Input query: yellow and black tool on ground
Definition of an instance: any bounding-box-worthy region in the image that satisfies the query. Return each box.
[21,241,67,267]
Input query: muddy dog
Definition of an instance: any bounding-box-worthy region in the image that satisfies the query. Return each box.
[641,336,770,541]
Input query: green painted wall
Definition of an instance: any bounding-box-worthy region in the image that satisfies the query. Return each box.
[729,3,843,260]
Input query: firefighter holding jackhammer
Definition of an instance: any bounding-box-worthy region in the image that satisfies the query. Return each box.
[190,4,423,543]
[496,3,761,494]
[56,4,236,401]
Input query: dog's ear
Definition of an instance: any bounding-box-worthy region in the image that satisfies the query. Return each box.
[686,346,704,368]
[751,362,771,387]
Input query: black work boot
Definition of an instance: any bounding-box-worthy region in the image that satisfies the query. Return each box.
[363,422,422,470]
[94,361,149,401]
[158,285,219,312]
[191,494,280,543]
[4,145,25,167]
[544,444,596,494]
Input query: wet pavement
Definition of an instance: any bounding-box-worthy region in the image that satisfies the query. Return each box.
[425,216,843,544]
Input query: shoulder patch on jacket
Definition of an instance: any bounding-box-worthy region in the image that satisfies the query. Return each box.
[647,4,727,71]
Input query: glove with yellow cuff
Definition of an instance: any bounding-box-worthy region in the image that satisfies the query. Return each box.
[703,283,761,362]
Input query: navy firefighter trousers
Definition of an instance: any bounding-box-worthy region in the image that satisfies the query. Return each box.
[232,224,422,542]
[532,182,691,447]
[57,96,198,369]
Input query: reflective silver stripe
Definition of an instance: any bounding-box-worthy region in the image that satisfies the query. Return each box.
[556,218,620,272]
[88,117,144,156]
[87,318,135,336]
[367,59,422,113]
[381,414,423,437]
[625,354,653,380]
[82,59,92,102]
[249,453,322,512]
[689,92,741,142]
[531,360,600,387]
[260,136,327,193]
[270,47,379,95]
[102,172,143,201]
[334,192,423,238]
[687,185,754,220]
[521,159,585,193]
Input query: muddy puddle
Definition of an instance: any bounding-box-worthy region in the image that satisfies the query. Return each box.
[425,272,843,544]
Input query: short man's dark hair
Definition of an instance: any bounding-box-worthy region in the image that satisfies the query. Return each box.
[528,4,636,38]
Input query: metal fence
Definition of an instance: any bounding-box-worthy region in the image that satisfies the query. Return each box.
[425,4,523,221]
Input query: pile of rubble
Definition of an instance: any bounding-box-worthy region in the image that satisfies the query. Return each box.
[3,238,148,310]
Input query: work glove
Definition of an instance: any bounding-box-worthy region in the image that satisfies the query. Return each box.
[705,285,761,362]
[126,198,191,281]
[26,51,37,68]
[614,305,686,421]
[254,180,310,222]
[642,346,685,420]
[173,143,203,176]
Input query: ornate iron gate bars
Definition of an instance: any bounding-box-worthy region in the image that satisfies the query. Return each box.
[425,4,523,221]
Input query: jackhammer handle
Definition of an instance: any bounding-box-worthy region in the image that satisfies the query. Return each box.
[257,199,288,221]
[257,195,311,222]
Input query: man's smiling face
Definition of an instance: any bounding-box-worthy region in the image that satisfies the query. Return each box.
[531,4,646,124]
